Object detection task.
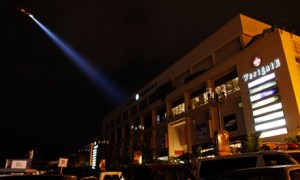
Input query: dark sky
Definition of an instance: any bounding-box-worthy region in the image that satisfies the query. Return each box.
[1,0,300,163]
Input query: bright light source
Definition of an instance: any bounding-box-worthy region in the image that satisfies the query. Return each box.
[250,88,278,102]
[248,73,276,88]
[260,128,287,138]
[252,96,279,109]
[252,103,282,116]
[135,94,139,100]
[30,16,126,104]
[255,119,286,131]
[249,81,277,94]
[254,111,284,123]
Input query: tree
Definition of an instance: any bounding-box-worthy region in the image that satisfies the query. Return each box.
[246,132,261,152]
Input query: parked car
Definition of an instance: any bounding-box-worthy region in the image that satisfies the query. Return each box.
[121,163,195,180]
[195,151,300,179]
[0,168,77,180]
[0,174,68,179]
[80,176,98,180]
[206,164,300,180]
[99,171,122,180]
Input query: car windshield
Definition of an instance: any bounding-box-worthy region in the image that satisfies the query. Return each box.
[262,154,295,165]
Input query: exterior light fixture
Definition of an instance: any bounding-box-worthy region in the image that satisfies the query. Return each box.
[131,124,144,151]
[135,94,139,100]
[207,85,230,156]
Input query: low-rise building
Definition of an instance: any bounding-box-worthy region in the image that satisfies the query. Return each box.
[96,14,300,164]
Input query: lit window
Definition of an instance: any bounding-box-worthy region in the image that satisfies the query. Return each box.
[172,103,185,116]
[190,93,208,110]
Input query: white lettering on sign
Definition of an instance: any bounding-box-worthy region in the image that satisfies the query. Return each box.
[58,158,68,168]
[242,58,281,82]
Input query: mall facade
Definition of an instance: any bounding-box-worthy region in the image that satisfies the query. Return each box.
[91,14,300,164]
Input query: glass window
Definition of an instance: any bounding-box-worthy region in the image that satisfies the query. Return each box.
[214,77,240,98]
[190,92,209,109]
[262,154,294,165]
[144,112,152,129]
[157,107,167,124]
[175,70,190,88]
[199,157,257,178]
[171,97,185,116]
[215,70,240,95]
[172,103,185,116]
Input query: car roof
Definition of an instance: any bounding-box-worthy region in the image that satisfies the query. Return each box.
[206,164,300,179]
[197,151,300,161]
[146,163,189,168]
[214,164,300,175]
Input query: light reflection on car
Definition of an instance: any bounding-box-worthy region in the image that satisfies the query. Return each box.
[206,164,300,180]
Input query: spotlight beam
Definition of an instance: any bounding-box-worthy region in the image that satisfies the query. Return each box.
[22,11,126,104]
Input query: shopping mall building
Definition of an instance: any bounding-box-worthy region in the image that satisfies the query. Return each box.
[91,14,300,165]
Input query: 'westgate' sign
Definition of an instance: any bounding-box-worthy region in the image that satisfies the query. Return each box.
[242,58,281,82]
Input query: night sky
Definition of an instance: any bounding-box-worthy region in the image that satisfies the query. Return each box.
[1,0,300,163]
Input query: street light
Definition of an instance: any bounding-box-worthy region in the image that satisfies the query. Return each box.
[207,85,230,156]
[100,140,109,145]
[98,140,109,171]
[207,85,227,130]
[99,140,109,158]
[131,124,144,151]
[131,124,144,164]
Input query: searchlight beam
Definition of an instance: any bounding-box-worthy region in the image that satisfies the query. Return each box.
[18,8,126,104]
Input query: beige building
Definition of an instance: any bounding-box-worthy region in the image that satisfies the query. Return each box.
[96,14,300,163]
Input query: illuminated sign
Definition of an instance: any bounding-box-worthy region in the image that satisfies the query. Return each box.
[260,128,287,138]
[253,56,262,67]
[92,144,98,169]
[58,158,68,168]
[244,57,287,139]
[242,58,281,82]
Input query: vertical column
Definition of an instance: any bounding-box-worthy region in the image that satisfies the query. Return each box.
[184,91,191,112]
[151,110,157,160]
[166,100,172,120]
